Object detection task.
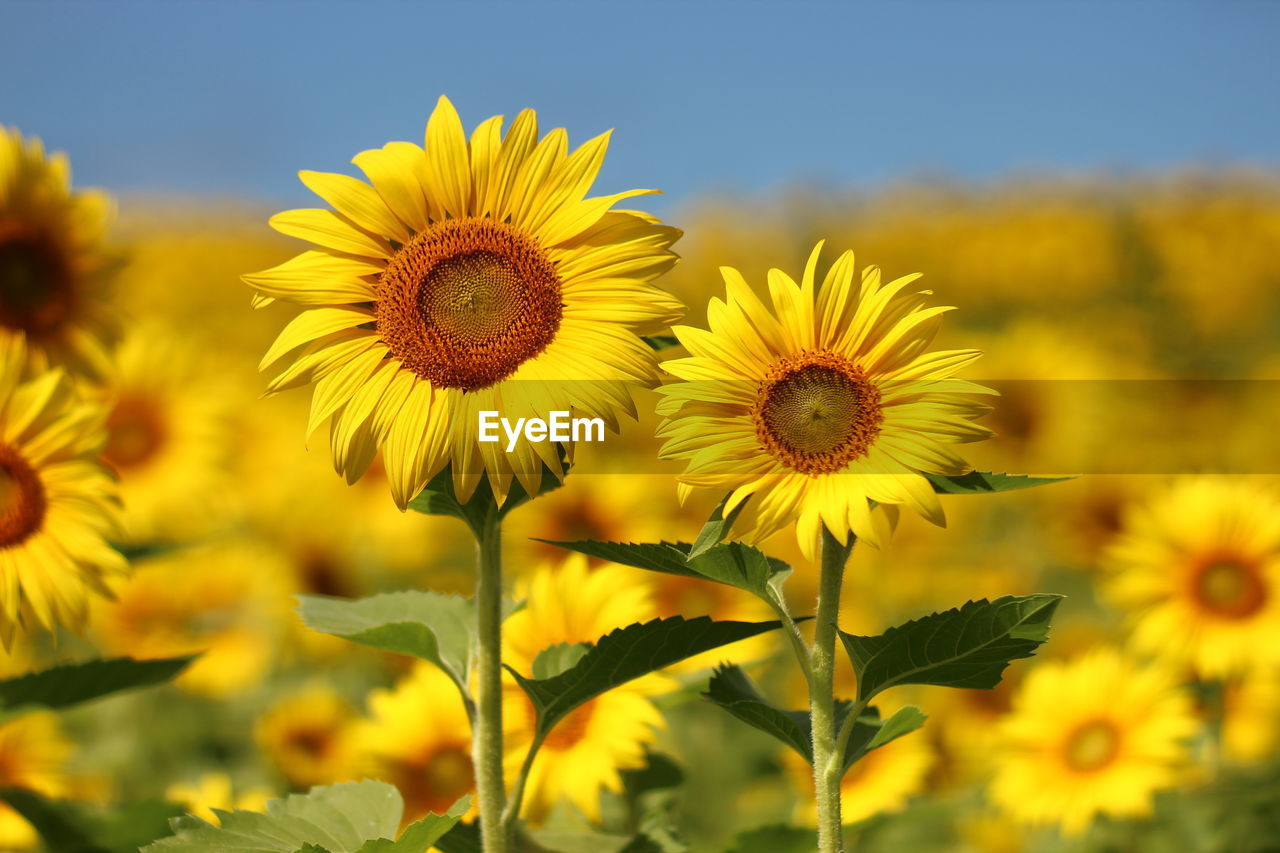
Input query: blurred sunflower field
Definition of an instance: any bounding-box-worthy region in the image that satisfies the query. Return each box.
[3,4,1280,852]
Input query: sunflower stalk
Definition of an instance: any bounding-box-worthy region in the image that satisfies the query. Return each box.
[811,528,854,853]
[473,504,510,852]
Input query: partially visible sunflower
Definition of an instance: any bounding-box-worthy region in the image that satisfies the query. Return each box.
[990,648,1197,836]
[97,327,236,544]
[164,773,273,825]
[1105,477,1280,678]
[0,127,117,376]
[502,555,666,823]
[0,335,124,646]
[91,541,290,696]
[782,723,934,824]
[255,683,362,789]
[245,95,682,507]
[349,662,476,826]
[0,712,74,850]
[657,242,992,557]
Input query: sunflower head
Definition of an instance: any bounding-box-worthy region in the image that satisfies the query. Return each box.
[657,241,993,556]
[245,96,682,508]
[0,127,119,376]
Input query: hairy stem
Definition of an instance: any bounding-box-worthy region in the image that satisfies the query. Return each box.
[811,528,854,853]
[473,509,509,853]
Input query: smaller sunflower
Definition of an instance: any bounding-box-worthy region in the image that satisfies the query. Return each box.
[502,555,666,823]
[165,773,273,825]
[1105,477,1280,677]
[97,327,237,544]
[657,241,992,557]
[349,662,476,826]
[990,648,1196,836]
[255,683,361,789]
[0,335,124,646]
[0,127,118,376]
[0,712,74,850]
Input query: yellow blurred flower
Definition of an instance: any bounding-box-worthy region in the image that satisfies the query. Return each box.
[97,327,237,544]
[990,648,1196,836]
[1106,477,1280,678]
[164,772,272,824]
[246,95,681,506]
[0,712,74,850]
[0,335,124,646]
[658,241,992,557]
[0,126,118,377]
[91,541,290,696]
[782,727,934,824]
[349,662,476,825]
[1220,673,1280,764]
[255,683,362,789]
[502,555,665,823]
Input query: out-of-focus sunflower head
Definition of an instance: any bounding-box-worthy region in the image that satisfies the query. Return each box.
[0,127,119,377]
[164,772,273,825]
[0,711,74,851]
[90,540,292,696]
[244,95,683,509]
[255,683,362,789]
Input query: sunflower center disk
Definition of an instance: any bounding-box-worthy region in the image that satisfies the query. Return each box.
[0,444,46,547]
[753,355,883,475]
[105,394,168,470]
[401,744,474,818]
[1192,556,1267,619]
[0,223,72,338]
[1064,719,1121,772]
[376,219,563,392]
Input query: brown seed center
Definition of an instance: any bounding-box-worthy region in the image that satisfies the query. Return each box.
[375,218,562,391]
[0,443,47,548]
[104,394,168,470]
[1063,718,1121,773]
[752,352,883,475]
[1190,553,1267,620]
[0,221,73,338]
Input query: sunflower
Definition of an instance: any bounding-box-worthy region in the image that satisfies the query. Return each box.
[657,241,992,557]
[255,683,361,789]
[782,722,934,824]
[91,541,290,696]
[245,96,682,507]
[97,327,236,544]
[165,773,273,825]
[0,127,117,376]
[989,648,1197,836]
[502,555,666,823]
[349,662,476,825]
[0,712,74,850]
[0,335,124,646]
[1105,477,1280,678]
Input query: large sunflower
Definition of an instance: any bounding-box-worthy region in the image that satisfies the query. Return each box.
[1105,477,1280,678]
[989,648,1196,836]
[0,127,117,376]
[0,336,123,646]
[657,242,992,556]
[245,96,682,506]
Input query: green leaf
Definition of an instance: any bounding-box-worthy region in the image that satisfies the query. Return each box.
[530,643,591,679]
[926,471,1071,494]
[688,494,747,559]
[540,539,791,612]
[408,456,567,531]
[728,824,816,853]
[0,789,185,853]
[143,782,466,853]
[704,665,815,761]
[641,335,680,351]
[509,616,783,738]
[866,705,928,751]
[0,657,192,716]
[620,751,685,798]
[432,822,480,853]
[298,592,483,697]
[840,594,1063,701]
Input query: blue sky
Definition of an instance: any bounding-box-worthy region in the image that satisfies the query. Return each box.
[3,1,1276,214]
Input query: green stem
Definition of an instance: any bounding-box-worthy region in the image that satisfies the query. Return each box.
[473,509,509,853]
[811,528,854,853]
[769,596,814,691]
[501,729,546,834]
